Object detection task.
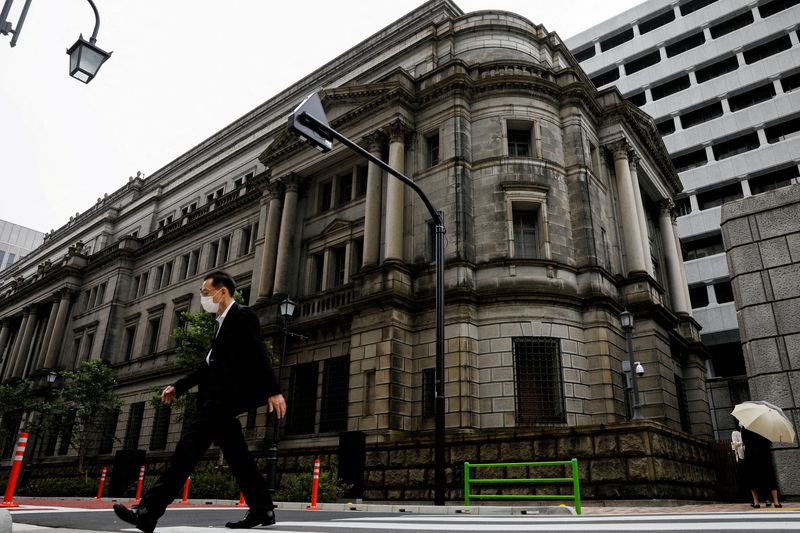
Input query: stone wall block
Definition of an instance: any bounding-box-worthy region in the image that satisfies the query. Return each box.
[756,202,800,240]
[451,444,479,464]
[769,264,800,300]
[627,457,650,480]
[733,272,767,305]
[590,458,626,481]
[557,435,593,458]
[533,438,557,459]
[728,243,764,274]
[480,443,501,462]
[618,432,646,454]
[594,433,618,456]
[740,304,778,340]
[500,440,533,461]
[408,468,426,486]
[760,237,792,269]
[384,468,408,486]
[366,451,388,467]
[721,216,753,247]
[775,299,800,335]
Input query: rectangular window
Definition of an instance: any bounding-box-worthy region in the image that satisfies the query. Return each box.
[149,404,171,451]
[131,276,140,300]
[680,101,724,129]
[207,241,219,270]
[180,393,197,437]
[507,128,531,157]
[513,337,565,424]
[239,226,253,257]
[665,32,705,58]
[96,283,106,306]
[42,414,60,456]
[697,182,743,210]
[422,368,435,418]
[351,238,363,275]
[153,266,164,291]
[83,331,95,362]
[675,197,692,217]
[714,280,734,303]
[600,27,633,51]
[710,11,753,39]
[58,411,76,455]
[177,255,189,281]
[627,91,646,107]
[98,409,119,454]
[682,232,725,260]
[695,56,739,83]
[286,362,319,435]
[728,83,776,111]
[656,118,676,136]
[689,285,709,308]
[188,249,200,277]
[219,236,231,265]
[638,9,675,34]
[123,402,145,450]
[336,172,353,206]
[330,246,347,288]
[680,0,717,16]
[765,117,800,144]
[513,209,539,259]
[651,74,691,100]
[356,165,368,197]
[749,166,799,194]
[760,0,800,18]
[319,181,332,213]
[781,71,800,93]
[320,355,350,432]
[573,46,595,62]
[672,148,708,173]
[591,68,620,87]
[162,263,172,288]
[6,253,14,266]
[674,374,692,432]
[123,326,136,361]
[743,34,792,64]
[426,132,440,167]
[712,132,760,160]
[709,342,747,377]
[624,51,660,75]
[146,317,161,355]
[139,273,149,297]
[311,252,324,292]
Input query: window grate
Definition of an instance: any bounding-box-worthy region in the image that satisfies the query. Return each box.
[286,362,319,435]
[513,337,565,424]
[149,404,171,451]
[320,356,350,432]
[124,402,145,450]
[98,409,119,454]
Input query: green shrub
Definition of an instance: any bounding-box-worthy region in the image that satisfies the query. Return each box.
[19,476,97,497]
[274,467,351,503]
[185,462,239,500]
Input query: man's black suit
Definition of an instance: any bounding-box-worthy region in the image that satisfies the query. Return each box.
[138,302,280,518]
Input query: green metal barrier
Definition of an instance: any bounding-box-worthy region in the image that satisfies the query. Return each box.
[463,458,581,515]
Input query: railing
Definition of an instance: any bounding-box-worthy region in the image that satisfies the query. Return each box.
[297,287,353,319]
[463,458,581,514]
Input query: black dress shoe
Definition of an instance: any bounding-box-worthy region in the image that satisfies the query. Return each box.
[113,503,157,533]
[225,509,275,529]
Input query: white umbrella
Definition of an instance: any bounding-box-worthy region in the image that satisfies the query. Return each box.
[732,400,796,443]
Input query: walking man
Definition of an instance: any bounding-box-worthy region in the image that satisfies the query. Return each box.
[114,271,286,531]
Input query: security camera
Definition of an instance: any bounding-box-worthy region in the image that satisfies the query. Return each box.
[634,362,645,377]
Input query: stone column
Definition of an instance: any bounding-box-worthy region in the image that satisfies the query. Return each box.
[12,306,38,378]
[659,202,690,314]
[671,219,693,317]
[273,175,299,295]
[362,132,385,268]
[35,298,61,370]
[629,152,653,276]
[43,291,72,369]
[3,315,27,380]
[612,142,647,274]
[383,121,407,262]
[257,181,284,298]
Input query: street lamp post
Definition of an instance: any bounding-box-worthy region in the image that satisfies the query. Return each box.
[288,93,447,505]
[620,310,643,420]
[1,0,112,81]
[265,296,296,495]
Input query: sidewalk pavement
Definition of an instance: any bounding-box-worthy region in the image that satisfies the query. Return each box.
[3,497,798,515]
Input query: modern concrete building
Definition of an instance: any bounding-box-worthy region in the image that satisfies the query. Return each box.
[0,220,44,274]
[567,0,800,441]
[0,1,717,500]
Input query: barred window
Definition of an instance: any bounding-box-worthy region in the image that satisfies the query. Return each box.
[149,404,171,451]
[180,393,197,436]
[320,355,350,432]
[58,410,76,455]
[286,362,319,435]
[98,409,119,454]
[422,368,435,418]
[513,209,539,259]
[124,402,145,450]
[513,337,565,424]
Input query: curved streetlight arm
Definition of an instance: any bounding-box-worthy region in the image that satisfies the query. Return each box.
[85,0,100,43]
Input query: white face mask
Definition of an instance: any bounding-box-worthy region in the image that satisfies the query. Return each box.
[200,289,220,314]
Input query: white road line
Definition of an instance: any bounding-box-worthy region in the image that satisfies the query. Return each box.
[340,513,797,522]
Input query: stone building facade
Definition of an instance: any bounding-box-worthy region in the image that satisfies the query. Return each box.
[0,1,714,500]
[721,183,800,496]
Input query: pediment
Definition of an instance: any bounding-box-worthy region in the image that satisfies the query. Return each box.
[258,82,410,167]
[321,218,354,236]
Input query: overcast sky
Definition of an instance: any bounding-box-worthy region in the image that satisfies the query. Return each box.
[0,0,642,234]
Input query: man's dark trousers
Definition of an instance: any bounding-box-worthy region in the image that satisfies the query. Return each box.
[138,403,271,519]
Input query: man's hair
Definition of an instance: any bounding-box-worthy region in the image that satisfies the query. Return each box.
[205,271,235,296]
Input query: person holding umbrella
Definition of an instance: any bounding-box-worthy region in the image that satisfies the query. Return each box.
[732,400,795,509]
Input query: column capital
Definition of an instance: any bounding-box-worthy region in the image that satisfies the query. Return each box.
[267,179,285,199]
[361,130,387,154]
[628,149,641,167]
[277,173,300,193]
[383,118,414,143]
[609,140,630,160]
[658,199,675,214]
